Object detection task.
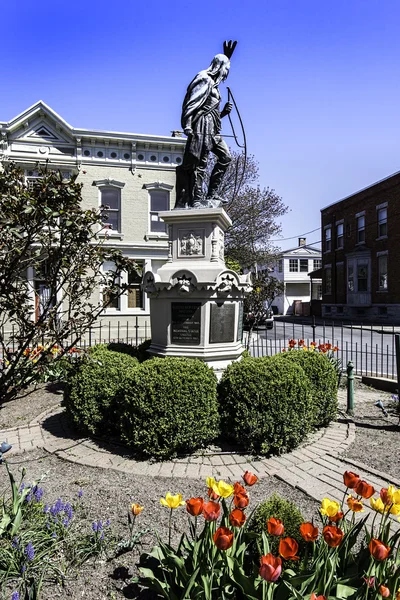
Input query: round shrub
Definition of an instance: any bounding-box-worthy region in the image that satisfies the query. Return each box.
[64,346,138,436]
[282,350,338,427]
[218,354,312,455]
[248,493,305,557]
[118,357,219,459]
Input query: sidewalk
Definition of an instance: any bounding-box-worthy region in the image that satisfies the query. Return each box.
[1,388,399,529]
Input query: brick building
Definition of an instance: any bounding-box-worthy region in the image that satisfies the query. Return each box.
[320,171,400,320]
[0,101,185,339]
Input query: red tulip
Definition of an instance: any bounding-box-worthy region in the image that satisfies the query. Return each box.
[233,481,246,495]
[202,501,221,522]
[300,522,318,542]
[343,470,360,489]
[233,493,249,508]
[259,554,282,582]
[310,594,326,600]
[369,538,390,561]
[278,537,299,560]
[186,497,204,516]
[207,487,219,500]
[213,526,234,550]
[322,525,344,547]
[380,488,392,506]
[379,585,390,598]
[242,470,258,486]
[267,517,284,536]
[329,511,344,522]
[229,508,246,528]
[355,479,375,499]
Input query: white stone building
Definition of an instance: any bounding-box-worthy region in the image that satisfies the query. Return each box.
[270,239,322,315]
[0,101,185,341]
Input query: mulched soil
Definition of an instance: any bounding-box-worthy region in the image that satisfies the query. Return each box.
[0,380,398,598]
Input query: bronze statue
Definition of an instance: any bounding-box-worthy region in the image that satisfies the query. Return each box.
[175,41,237,209]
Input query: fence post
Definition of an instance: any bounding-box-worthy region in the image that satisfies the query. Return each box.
[395,334,400,393]
[346,361,354,415]
[311,315,316,343]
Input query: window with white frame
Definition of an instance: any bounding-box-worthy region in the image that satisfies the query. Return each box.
[101,187,121,232]
[313,259,322,270]
[289,259,298,272]
[325,226,332,252]
[356,215,365,243]
[377,206,387,238]
[378,254,388,291]
[149,190,169,232]
[336,222,344,248]
[299,259,309,272]
[102,261,121,310]
[127,266,144,309]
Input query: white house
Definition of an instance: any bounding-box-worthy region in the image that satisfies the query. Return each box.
[271,239,322,315]
[0,101,186,340]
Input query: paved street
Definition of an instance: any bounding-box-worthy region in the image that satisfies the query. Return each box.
[247,319,400,380]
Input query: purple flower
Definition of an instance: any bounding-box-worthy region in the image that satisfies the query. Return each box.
[78,489,83,498]
[11,592,19,600]
[50,498,64,517]
[21,566,26,574]
[12,537,19,549]
[100,531,104,541]
[25,542,34,561]
[19,483,25,494]
[97,520,103,531]
[34,487,44,502]
[43,504,49,514]
[92,522,98,532]
[105,519,110,527]
[64,502,73,520]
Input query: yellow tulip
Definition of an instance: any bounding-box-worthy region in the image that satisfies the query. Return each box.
[211,479,234,499]
[370,497,385,513]
[160,492,185,509]
[206,477,216,489]
[390,503,400,516]
[320,498,340,518]
[392,489,400,505]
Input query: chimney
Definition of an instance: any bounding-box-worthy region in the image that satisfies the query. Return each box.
[298,237,306,246]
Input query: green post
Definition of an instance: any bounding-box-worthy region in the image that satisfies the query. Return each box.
[346,361,354,415]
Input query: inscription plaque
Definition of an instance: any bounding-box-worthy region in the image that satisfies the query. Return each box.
[237,302,244,342]
[210,303,235,344]
[171,302,201,345]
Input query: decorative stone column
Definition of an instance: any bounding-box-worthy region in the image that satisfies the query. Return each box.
[143,208,252,375]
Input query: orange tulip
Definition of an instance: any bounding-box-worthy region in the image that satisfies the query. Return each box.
[186,497,204,516]
[355,479,375,499]
[380,488,392,506]
[213,526,234,550]
[233,493,249,508]
[278,537,299,560]
[202,501,221,522]
[242,470,258,486]
[322,525,344,547]
[229,508,246,528]
[310,595,326,600]
[347,496,364,512]
[259,554,282,582]
[396,588,400,600]
[343,471,360,489]
[300,522,319,542]
[267,517,285,536]
[298,339,305,347]
[379,585,390,598]
[131,503,144,515]
[234,481,246,495]
[369,538,390,561]
[325,343,332,350]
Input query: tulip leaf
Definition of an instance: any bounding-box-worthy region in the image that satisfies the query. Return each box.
[180,566,200,599]
[335,583,358,598]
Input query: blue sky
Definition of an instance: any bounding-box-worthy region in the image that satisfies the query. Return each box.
[2,0,400,251]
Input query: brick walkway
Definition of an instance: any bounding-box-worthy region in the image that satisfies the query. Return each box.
[1,388,399,529]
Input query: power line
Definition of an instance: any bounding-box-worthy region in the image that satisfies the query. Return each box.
[269,227,320,242]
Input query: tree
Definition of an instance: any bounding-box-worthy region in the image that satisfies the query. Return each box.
[209,151,289,269]
[0,163,138,402]
[243,273,284,349]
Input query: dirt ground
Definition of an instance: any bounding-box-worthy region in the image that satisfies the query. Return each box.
[0,381,398,598]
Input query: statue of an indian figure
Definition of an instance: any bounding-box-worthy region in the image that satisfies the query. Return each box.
[175,41,237,209]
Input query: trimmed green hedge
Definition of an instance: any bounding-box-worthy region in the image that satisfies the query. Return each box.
[118,357,219,460]
[282,350,338,427]
[218,354,312,455]
[64,345,138,435]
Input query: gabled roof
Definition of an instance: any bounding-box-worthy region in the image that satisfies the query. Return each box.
[0,101,186,145]
[281,244,321,257]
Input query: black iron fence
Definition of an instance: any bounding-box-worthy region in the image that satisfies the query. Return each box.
[244,320,400,381]
[2,317,400,381]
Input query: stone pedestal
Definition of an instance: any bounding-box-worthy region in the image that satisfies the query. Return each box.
[143,208,252,374]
